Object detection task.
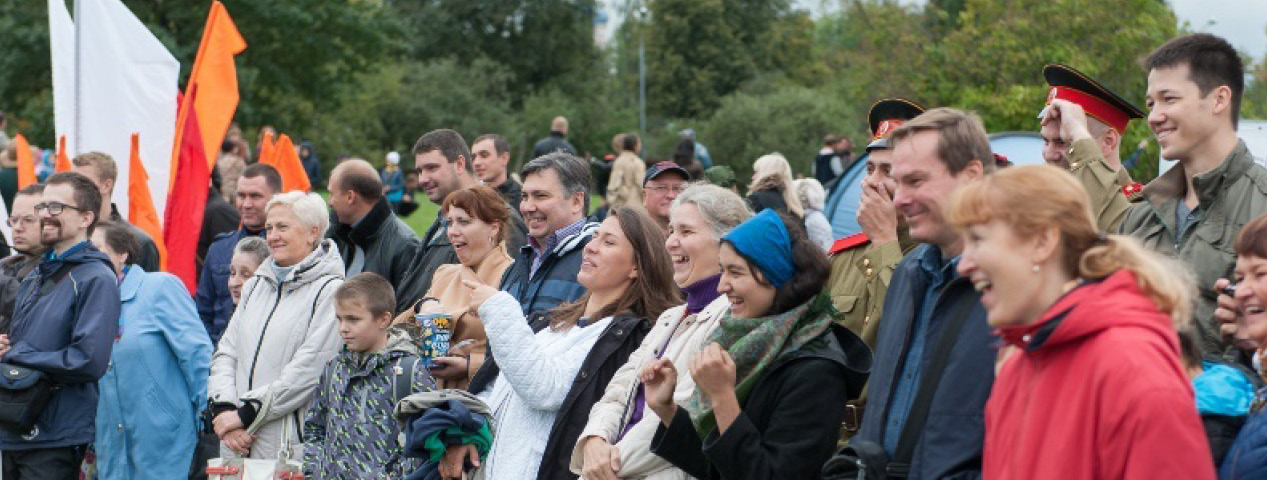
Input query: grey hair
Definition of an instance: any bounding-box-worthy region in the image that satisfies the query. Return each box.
[671,183,754,238]
[233,236,271,266]
[522,151,593,212]
[266,190,330,236]
[794,178,826,212]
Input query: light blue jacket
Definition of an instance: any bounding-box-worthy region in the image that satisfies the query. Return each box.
[95,267,213,480]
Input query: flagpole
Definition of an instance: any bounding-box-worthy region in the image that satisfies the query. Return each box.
[72,0,81,158]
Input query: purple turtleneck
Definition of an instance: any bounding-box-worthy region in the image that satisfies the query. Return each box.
[617,273,723,441]
[683,273,722,314]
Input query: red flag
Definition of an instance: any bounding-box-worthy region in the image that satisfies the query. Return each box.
[55,136,71,173]
[13,135,36,188]
[262,134,311,192]
[127,133,168,271]
[164,91,209,293]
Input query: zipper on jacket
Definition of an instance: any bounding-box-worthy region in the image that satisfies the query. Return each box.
[247,280,286,390]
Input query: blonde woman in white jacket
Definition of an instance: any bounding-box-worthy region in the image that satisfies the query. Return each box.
[208,191,345,461]
[572,184,752,480]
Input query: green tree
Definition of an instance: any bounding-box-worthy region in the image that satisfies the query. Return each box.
[701,84,851,181]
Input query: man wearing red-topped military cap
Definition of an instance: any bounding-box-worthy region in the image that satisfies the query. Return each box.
[1038,63,1145,231]
[825,98,925,440]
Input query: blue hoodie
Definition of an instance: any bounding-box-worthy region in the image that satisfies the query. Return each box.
[0,241,121,449]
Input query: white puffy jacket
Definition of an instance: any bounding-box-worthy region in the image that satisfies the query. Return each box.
[569,296,729,480]
[208,239,345,460]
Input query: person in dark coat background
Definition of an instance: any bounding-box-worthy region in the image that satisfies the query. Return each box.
[642,209,871,480]
[533,116,579,159]
[299,140,322,189]
[198,168,241,277]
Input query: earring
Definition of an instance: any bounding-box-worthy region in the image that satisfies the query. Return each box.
[1032,264,1041,273]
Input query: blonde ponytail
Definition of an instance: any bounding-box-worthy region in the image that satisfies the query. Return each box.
[1079,235,1195,327]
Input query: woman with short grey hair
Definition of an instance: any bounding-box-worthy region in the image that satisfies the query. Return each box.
[795,178,833,252]
[572,183,752,480]
[208,190,345,461]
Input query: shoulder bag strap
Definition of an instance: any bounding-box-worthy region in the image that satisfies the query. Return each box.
[889,291,979,474]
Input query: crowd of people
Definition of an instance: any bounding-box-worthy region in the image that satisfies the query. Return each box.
[0,31,1265,480]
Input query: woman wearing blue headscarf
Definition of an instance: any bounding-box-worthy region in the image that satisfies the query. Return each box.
[640,209,872,480]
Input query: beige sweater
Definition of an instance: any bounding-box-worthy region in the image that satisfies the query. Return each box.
[606,151,646,209]
[569,296,730,480]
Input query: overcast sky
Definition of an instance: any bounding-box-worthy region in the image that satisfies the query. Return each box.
[789,0,1267,62]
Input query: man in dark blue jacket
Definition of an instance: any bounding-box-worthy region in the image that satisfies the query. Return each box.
[0,172,121,478]
[852,108,996,479]
[196,163,280,345]
[501,152,596,320]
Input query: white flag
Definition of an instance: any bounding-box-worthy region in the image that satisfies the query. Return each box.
[49,0,75,157]
[74,0,178,218]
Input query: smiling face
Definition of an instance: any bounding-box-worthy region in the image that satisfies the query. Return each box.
[717,243,776,318]
[336,298,391,353]
[520,167,584,243]
[39,183,93,251]
[265,205,321,267]
[956,219,1051,327]
[415,150,464,204]
[446,206,500,267]
[228,252,263,305]
[863,149,898,197]
[1039,121,1073,170]
[666,203,721,287]
[643,172,688,222]
[892,130,980,251]
[471,139,509,185]
[1146,64,1230,161]
[577,216,638,295]
[1233,254,1267,346]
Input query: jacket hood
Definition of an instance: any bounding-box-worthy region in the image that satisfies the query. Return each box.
[998,270,1176,353]
[1193,361,1256,417]
[39,241,115,278]
[253,238,345,288]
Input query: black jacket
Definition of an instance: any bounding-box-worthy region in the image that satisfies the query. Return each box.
[651,324,872,480]
[0,254,37,334]
[331,198,422,313]
[494,177,523,210]
[470,312,652,480]
[532,132,578,159]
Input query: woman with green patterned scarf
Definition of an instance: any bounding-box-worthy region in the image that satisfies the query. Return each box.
[641,209,873,480]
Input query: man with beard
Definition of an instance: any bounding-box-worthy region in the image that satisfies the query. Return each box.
[826,98,925,437]
[1038,63,1144,232]
[195,163,280,345]
[0,172,120,477]
[69,152,161,272]
[0,184,47,333]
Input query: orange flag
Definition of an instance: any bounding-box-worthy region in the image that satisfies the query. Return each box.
[257,131,276,164]
[127,133,168,271]
[55,136,71,173]
[13,135,36,188]
[185,1,246,169]
[262,134,311,192]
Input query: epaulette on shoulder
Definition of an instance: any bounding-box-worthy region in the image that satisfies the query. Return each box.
[829,233,870,256]
[1121,182,1144,203]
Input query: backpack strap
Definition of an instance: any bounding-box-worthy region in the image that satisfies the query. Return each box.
[392,355,421,406]
[887,292,978,477]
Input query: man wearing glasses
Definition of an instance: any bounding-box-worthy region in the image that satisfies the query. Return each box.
[641,161,690,235]
[0,184,46,333]
[0,172,120,478]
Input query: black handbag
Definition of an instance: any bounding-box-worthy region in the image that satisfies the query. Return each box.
[0,362,58,434]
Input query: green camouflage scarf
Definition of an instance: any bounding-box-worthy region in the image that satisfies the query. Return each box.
[684,294,836,437]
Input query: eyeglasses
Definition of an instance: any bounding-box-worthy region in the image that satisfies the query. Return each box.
[6,216,37,228]
[645,184,687,195]
[34,202,86,216]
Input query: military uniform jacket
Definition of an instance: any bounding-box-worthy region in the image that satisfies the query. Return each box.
[1117,140,1267,359]
[827,228,916,349]
[1068,138,1135,232]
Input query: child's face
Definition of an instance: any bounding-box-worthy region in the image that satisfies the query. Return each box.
[336,298,389,352]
